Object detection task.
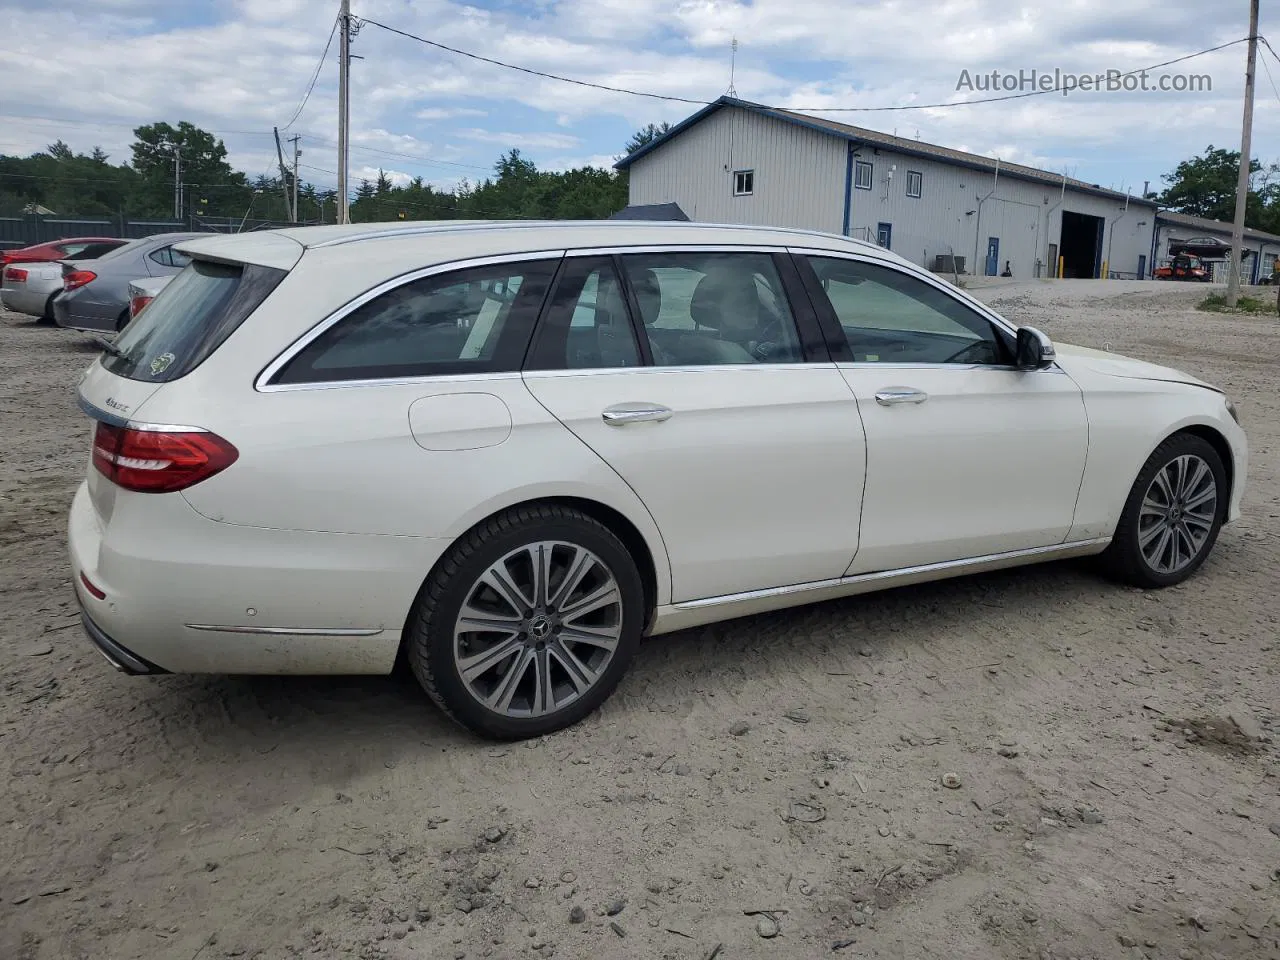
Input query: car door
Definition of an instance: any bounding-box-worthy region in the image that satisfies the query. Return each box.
[522,249,867,603]
[794,251,1089,575]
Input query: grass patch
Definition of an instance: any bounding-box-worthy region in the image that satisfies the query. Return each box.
[1198,293,1274,314]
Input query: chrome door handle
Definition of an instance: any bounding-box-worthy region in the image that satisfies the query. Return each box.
[602,403,673,425]
[874,387,928,406]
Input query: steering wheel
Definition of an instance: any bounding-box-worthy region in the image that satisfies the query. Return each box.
[940,339,994,365]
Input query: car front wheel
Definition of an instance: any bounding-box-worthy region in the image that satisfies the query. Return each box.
[405,504,645,739]
[1100,433,1227,588]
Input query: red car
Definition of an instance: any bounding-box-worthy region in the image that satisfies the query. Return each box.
[0,237,127,268]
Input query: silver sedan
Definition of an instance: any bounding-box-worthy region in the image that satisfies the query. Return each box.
[53,232,206,333]
[1,241,124,322]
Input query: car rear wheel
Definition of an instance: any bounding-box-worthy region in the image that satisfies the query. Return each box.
[1100,433,1227,588]
[405,504,644,739]
[38,293,58,324]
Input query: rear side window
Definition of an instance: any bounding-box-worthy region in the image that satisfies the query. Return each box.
[103,260,287,382]
[273,259,558,385]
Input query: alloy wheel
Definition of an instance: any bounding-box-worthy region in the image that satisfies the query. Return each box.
[1138,454,1218,575]
[452,541,623,718]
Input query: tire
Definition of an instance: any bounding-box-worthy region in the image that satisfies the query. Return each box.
[405,504,645,739]
[115,309,131,333]
[1099,433,1227,588]
[37,293,57,325]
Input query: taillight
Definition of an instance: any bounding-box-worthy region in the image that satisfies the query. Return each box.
[64,269,97,291]
[129,294,154,318]
[92,422,238,493]
[4,267,28,283]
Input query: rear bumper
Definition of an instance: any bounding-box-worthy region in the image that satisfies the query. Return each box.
[1,286,49,316]
[79,606,168,675]
[67,481,446,675]
[54,291,117,332]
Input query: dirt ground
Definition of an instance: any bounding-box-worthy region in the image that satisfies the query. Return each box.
[1,281,1278,960]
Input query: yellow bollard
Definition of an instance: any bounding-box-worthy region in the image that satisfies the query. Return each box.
[1101,259,1108,279]
[1058,256,1064,279]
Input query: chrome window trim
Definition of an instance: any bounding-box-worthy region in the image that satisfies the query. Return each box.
[254,249,567,393]
[835,360,1068,375]
[568,243,790,257]
[524,361,838,379]
[786,245,1021,338]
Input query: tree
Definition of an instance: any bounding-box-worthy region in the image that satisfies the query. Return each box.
[1157,145,1277,228]
[130,121,249,217]
[47,140,73,162]
[624,122,672,155]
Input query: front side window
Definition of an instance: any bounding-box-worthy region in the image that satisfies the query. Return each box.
[854,160,873,190]
[906,170,922,198]
[805,256,1007,365]
[733,169,754,196]
[275,259,558,384]
[619,252,803,366]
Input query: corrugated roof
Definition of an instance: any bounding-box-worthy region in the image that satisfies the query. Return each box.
[617,96,1156,206]
[1156,209,1280,245]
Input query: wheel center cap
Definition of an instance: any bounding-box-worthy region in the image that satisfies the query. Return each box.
[529,615,553,642]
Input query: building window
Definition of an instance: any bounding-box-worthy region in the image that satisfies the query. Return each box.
[733,169,754,196]
[854,160,873,190]
[906,170,922,198]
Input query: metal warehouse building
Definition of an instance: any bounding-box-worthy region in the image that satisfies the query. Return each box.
[617,97,1159,281]
[1153,210,1280,284]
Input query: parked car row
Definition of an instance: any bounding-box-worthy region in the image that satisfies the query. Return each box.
[1,232,198,329]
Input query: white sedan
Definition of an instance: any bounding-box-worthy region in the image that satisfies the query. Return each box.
[68,221,1247,738]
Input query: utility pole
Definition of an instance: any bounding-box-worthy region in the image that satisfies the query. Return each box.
[172,145,182,220]
[338,0,351,225]
[289,134,302,224]
[1226,0,1259,307]
[273,126,294,221]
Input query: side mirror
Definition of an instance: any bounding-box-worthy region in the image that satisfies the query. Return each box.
[1015,326,1056,370]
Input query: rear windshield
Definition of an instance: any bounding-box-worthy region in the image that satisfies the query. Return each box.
[102,259,286,382]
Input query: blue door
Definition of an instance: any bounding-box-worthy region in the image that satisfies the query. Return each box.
[985,237,999,276]
[876,222,892,249]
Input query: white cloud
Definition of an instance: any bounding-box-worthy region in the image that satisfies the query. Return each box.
[456,129,583,150]
[0,0,1273,207]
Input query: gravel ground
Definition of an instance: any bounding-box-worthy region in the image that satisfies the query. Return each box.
[1,281,1278,960]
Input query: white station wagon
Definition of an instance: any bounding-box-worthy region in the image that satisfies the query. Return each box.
[70,221,1247,738]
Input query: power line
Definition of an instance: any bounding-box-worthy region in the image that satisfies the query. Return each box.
[282,14,339,131]
[356,17,707,105]
[1258,39,1280,108]
[356,16,1246,113]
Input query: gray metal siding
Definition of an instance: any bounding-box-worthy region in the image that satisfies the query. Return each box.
[627,107,846,233]
[629,108,1157,281]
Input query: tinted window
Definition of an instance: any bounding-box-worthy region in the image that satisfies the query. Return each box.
[149,246,188,268]
[103,260,287,383]
[806,256,1007,365]
[275,260,558,384]
[92,237,150,263]
[71,242,125,260]
[620,252,802,366]
[526,257,640,370]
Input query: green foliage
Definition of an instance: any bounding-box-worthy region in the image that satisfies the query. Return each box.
[1,122,658,227]
[624,122,672,155]
[1158,145,1280,232]
[1199,293,1270,314]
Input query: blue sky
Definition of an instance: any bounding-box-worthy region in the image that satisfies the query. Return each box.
[0,0,1276,201]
